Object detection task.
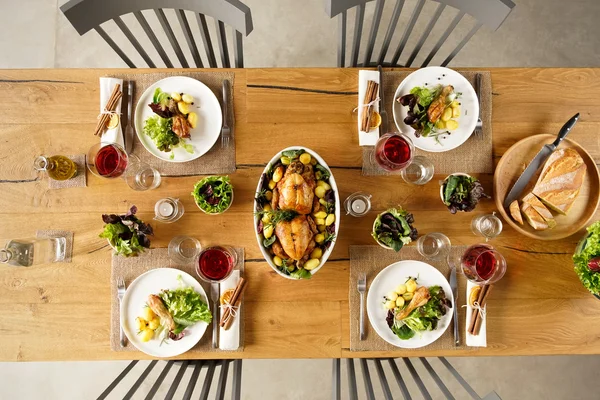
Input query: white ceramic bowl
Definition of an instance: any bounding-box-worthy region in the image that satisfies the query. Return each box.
[253,147,341,279]
[439,172,472,205]
[372,216,393,250]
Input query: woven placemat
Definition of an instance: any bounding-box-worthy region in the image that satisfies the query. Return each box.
[109,71,235,177]
[362,71,492,175]
[110,247,245,353]
[349,245,467,351]
[36,230,73,263]
[47,154,86,189]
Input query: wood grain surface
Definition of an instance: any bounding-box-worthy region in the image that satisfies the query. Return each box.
[1,68,600,361]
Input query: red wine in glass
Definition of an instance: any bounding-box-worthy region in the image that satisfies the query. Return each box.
[95,144,128,178]
[374,133,413,171]
[197,247,235,282]
[461,244,506,284]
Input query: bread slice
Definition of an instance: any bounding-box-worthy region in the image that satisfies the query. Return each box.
[509,200,523,225]
[521,201,549,230]
[522,193,556,228]
[532,148,586,215]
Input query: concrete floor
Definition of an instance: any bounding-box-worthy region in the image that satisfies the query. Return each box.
[2,0,600,399]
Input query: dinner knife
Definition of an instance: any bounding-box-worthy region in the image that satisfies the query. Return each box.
[377,65,388,134]
[211,282,219,349]
[448,256,459,346]
[503,113,580,208]
[124,81,135,154]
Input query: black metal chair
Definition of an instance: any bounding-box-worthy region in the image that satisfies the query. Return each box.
[332,357,502,400]
[97,359,242,400]
[326,0,516,67]
[60,0,253,68]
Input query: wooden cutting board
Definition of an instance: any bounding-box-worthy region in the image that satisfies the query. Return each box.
[494,134,600,240]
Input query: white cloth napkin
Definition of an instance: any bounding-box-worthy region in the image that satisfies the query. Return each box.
[219,270,241,350]
[357,70,380,146]
[465,281,487,347]
[99,77,124,147]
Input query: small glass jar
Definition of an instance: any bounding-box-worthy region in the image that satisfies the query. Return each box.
[34,155,77,181]
[154,198,184,223]
[344,192,372,217]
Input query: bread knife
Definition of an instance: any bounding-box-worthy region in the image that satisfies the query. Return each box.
[503,113,580,208]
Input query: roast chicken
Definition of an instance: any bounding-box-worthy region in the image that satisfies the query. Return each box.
[427,85,454,123]
[395,286,431,320]
[272,161,316,215]
[270,160,319,262]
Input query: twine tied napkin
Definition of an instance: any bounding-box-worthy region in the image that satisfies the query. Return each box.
[110,247,245,353]
[108,72,235,177]
[349,245,467,351]
[362,71,493,176]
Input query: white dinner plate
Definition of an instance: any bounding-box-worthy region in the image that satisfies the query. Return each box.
[121,268,209,358]
[366,260,454,349]
[134,76,222,162]
[392,66,478,152]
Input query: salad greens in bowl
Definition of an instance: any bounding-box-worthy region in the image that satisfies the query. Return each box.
[192,176,234,215]
[573,221,600,299]
[99,205,153,257]
[372,208,418,252]
[440,173,489,214]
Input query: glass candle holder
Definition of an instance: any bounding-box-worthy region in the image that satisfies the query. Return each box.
[344,192,372,217]
[154,198,185,223]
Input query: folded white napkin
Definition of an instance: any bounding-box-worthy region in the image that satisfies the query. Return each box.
[357,70,380,146]
[99,77,124,147]
[219,270,241,350]
[465,281,487,347]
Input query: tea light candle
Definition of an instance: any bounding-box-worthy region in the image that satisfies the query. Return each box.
[351,198,367,214]
[158,201,174,217]
[344,192,372,217]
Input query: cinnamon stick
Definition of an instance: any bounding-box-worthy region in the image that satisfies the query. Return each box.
[219,278,246,328]
[469,285,493,335]
[223,280,247,330]
[360,80,378,132]
[94,84,122,136]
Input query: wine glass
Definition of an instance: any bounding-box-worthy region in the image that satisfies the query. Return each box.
[461,244,506,284]
[196,246,238,283]
[87,143,160,190]
[372,132,414,171]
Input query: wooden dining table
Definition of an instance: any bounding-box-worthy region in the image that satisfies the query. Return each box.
[1,67,600,362]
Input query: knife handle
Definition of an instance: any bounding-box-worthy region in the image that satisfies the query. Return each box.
[553,113,579,148]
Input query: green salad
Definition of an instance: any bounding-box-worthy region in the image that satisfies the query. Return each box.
[372,208,418,252]
[192,176,234,214]
[159,284,212,334]
[99,205,153,257]
[573,221,600,296]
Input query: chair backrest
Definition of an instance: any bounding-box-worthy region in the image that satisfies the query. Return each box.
[326,0,515,68]
[61,0,253,68]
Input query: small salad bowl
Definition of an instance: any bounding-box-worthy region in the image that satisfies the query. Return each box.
[439,173,471,203]
[192,176,234,215]
[371,208,418,252]
[439,173,489,214]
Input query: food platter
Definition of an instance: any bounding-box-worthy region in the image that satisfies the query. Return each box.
[494,134,600,240]
[120,268,209,357]
[134,76,222,163]
[366,260,454,349]
[253,147,341,279]
[392,66,478,153]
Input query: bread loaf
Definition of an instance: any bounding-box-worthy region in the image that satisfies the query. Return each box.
[522,193,556,228]
[532,148,586,215]
[509,200,523,225]
[520,201,549,230]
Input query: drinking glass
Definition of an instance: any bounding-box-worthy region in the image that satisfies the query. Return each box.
[0,237,66,267]
[196,246,238,283]
[416,233,451,260]
[400,155,434,185]
[86,143,129,178]
[471,212,503,241]
[154,198,185,223]
[372,132,414,172]
[461,244,506,284]
[124,155,161,191]
[344,192,372,217]
[169,236,201,265]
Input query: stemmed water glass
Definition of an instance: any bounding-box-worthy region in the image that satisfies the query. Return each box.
[86,143,161,190]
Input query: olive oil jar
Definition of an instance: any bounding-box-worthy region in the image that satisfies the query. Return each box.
[34,155,78,181]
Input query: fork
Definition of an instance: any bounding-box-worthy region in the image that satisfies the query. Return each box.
[220,80,232,149]
[473,73,483,140]
[357,273,367,340]
[117,276,127,347]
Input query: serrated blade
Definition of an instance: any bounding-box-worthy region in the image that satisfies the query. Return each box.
[503,144,554,208]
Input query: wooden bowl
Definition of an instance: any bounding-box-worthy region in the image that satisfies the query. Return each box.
[493,134,600,240]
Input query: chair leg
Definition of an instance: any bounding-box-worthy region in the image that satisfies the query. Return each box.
[420,358,454,400]
[97,360,139,400]
[438,357,482,400]
[483,392,502,400]
[124,360,158,400]
[165,361,189,400]
[199,361,216,400]
[373,359,393,400]
[231,359,243,400]
[404,358,432,400]
[215,359,230,400]
[359,359,375,400]
[332,359,341,400]
[144,361,174,400]
[347,359,358,400]
[182,361,203,400]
